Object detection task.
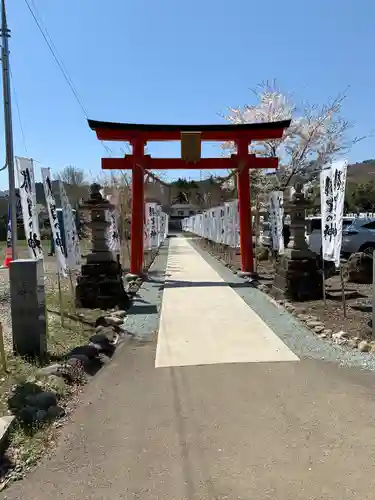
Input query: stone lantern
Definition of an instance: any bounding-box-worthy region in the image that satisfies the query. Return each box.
[75,183,130,310]
[272,181,322,301]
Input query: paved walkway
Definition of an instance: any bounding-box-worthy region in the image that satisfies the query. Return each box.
[156,237,298,366]
[4,236,375,499]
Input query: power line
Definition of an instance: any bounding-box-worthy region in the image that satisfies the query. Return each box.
[23,0,116,157]
[9,67,28,155]
[23,0,88,117]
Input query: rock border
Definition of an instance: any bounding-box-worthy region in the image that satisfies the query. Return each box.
[186,236,375,358]
[272,298,375,355]
[2,276,145,457]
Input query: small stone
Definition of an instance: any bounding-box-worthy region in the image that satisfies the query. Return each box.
[308,315,319,322]
[323,329,333,336]
[111,310,127,319]
[104,316,123,327]
[296,307,307,314]
[332,331,349,340]
[69,345,99,360]
[67,353,90,367]
[125,273,138,282]
[358,340,371,352]
[95,325,104,333]
[46,405,66,421]
[284,303,295,311]
[127,282,139,295]
[99,326,117,342]
[36,363,63,377]
[90,333,112,346]
[306,320,324,328]
[318,333,327,339]
[88,342,103,353]
[25,391,57,410]
[38,374,67,396]
[314,325,325,333]
[297,314,310,321]
[17,406,47,425]
[348,339,359,349]
[61,358,85,382]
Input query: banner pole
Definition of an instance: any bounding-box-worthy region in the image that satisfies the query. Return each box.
[340,263,347,319]
[0,322,8,372]
[57,272,64,327]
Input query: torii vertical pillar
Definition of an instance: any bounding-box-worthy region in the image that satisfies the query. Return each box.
[130,141,145,275]
[237,140,253,275]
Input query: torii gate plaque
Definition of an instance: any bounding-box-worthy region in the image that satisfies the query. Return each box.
[88,119,290,276]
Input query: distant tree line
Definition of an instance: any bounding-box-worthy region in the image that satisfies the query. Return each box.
[308,180,375,214]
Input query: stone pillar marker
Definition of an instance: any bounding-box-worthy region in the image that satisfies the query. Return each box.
[9,259,47,360]
[75,183,130,310]
[272,182,323,301]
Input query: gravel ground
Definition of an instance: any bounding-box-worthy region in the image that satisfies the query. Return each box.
[188,236,375,373]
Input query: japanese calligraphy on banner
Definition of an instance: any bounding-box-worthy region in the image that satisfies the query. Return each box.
[41,168,67,276]
[144,203,168,249]
[149,203,158,248]
[6,204,11,249]
[105,195,120,253]
[320,160,347,266]
[224,201,238,247]
[60,181,81,269]
[15,157,43,260]
[269,191,284,253]
[155,204,162,247]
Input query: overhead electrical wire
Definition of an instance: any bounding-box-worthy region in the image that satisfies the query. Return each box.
[23,0,114,157]
[9,67,28,155]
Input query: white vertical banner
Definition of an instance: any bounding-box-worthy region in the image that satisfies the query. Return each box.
[147,203,158,248]
[269,191,284,253]
[155,205,162,247]
[234,200,240,248]
[225,201,237,247]
[164,214,169,239]
[105,195,121,254]
[41,168,67,276]
[144,203,152,250]
[59,181,81,269]
[160,213,167,243]
[320,160,347,266]
[15,157,43,259]
[219,207,225,244]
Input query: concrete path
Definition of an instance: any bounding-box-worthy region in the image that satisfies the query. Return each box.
[4,236,375,499]
[156,237,298,367]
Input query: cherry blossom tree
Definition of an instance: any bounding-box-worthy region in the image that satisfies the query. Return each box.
[221,81,364,194]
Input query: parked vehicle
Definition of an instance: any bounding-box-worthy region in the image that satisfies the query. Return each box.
[341,218,375,258]
[306,216,355,257]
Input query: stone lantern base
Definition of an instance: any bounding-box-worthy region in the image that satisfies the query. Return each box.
[75,260,131,310]
[271,248,323,302]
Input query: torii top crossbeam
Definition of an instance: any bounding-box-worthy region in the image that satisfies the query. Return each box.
[88,119,291,142]
[88,119,291,171]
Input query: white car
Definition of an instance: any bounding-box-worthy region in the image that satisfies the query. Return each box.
[306,216,355,257]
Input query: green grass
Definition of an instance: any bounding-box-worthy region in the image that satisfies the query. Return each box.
[0,284,100,487]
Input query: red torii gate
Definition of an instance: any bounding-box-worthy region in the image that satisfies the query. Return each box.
[88,119,290,276]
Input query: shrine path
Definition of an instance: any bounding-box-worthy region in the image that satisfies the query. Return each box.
[4,235,375,500]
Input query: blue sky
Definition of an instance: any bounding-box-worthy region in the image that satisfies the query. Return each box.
[2,0,374,188]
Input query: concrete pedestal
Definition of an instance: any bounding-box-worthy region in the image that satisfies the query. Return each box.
[272,249,323,301]
[9,259,47,360]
